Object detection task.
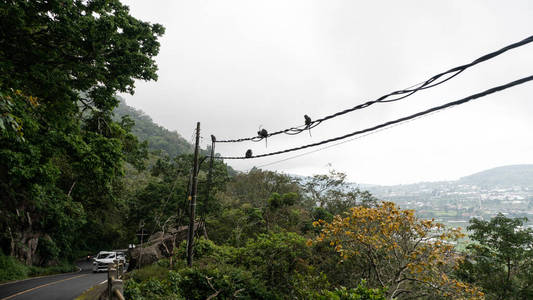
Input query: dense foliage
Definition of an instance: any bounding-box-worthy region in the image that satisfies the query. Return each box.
[456,214,533,299]
[311,202,483,299]
[121,169,488,299]
[0,250,76,283]
[0,0,164,265]
[124,234,386,300]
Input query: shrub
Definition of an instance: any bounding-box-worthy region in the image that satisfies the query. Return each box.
[315,281,387,300]
[28,263,76,277]
[176,264,274,300]
[127,264,169,283]
[124,274,186,300]
[0,251,76,282]
[36,236,60,265]
[238,231,311,296]
[0,252,28,282]
[175,237,238,264]
[126,232,322,299]
[124,263,273,300]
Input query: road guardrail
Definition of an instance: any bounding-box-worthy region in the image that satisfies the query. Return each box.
[107,259,125,300]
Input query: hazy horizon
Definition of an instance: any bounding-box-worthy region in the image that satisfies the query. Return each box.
[120,0,533,185]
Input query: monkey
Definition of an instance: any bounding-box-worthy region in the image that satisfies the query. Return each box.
[304,115,312,137]
[304,114,312,127]
[257,128,269,147]
[245,149,252,158]
[257,128,268,138]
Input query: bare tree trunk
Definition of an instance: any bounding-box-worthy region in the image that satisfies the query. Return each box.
[13,230,40,265]
[7,226,15,257]
[67,181,76,197]
[202,221,209,239]
[169,234,176,269]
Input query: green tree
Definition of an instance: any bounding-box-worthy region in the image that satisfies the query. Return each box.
[0,0,164,263]
[458,214,533,299]
[222,168,300,209]
[128,154,229,238]
[239,231,312,297]
[208,169,303,244]
[264,192,309,233]
[302,170,377,216]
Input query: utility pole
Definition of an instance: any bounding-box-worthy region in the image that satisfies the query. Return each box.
[139,227,143,269]
[187,122,200,267]
[136,221,148,269]
[203,135,216,217]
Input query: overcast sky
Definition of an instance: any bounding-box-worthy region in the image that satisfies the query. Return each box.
[120,0,533,185]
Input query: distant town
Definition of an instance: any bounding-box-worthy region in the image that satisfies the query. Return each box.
[364,164,533,228]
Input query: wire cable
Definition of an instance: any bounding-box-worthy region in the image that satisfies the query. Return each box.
[216,74,533,159]
[250,104,453,170]
[216,35,533,143]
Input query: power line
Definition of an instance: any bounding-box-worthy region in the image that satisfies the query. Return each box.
[216,74,533,160]
[250,107,450,170]
[215,35,533,143]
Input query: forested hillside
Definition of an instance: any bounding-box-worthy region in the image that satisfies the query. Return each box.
[114,97,193,157]
[0,0,164,272]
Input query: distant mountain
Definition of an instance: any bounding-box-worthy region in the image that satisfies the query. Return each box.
[363,164,533,223]
[363,164,533,204]
[114,97,194,157]
[459,164,533,188]
[364,164,533,208]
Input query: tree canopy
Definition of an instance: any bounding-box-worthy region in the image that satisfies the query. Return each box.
[0,0,164,264]
[311,202,484,299]
[457,214,533,299]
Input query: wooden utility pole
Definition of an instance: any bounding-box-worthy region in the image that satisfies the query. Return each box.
[203,135,216,216]
[136,222,148,269]
[139,227,144,269]
[187,122,201,267]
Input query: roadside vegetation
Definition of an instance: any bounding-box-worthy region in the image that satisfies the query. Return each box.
[120,168,488,299]
[0,251,76,283]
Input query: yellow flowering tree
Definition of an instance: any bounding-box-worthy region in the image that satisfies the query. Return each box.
[309,202,484,299]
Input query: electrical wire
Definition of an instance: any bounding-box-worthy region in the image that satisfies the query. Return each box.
[215,74,533,159]
[215,35,533,143]
[250,105,452,170]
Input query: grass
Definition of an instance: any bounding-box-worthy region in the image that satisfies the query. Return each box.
[75,282,107,300]
[125,263,169,282]
[0,252,77,283]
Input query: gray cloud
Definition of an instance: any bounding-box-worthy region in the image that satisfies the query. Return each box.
[120,0,533,185]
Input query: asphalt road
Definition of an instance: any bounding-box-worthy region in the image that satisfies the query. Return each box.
[0,261,107,300]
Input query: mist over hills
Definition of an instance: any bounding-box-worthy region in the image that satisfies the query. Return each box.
[114,97,194,157]
[364,164,533,223]
[364,164,533,191]
[112,97,533,194]
[459,164,533,188]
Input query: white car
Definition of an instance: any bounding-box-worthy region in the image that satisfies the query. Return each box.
[92,251,125,272]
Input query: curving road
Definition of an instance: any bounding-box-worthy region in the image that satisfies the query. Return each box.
[0,261,107,300]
